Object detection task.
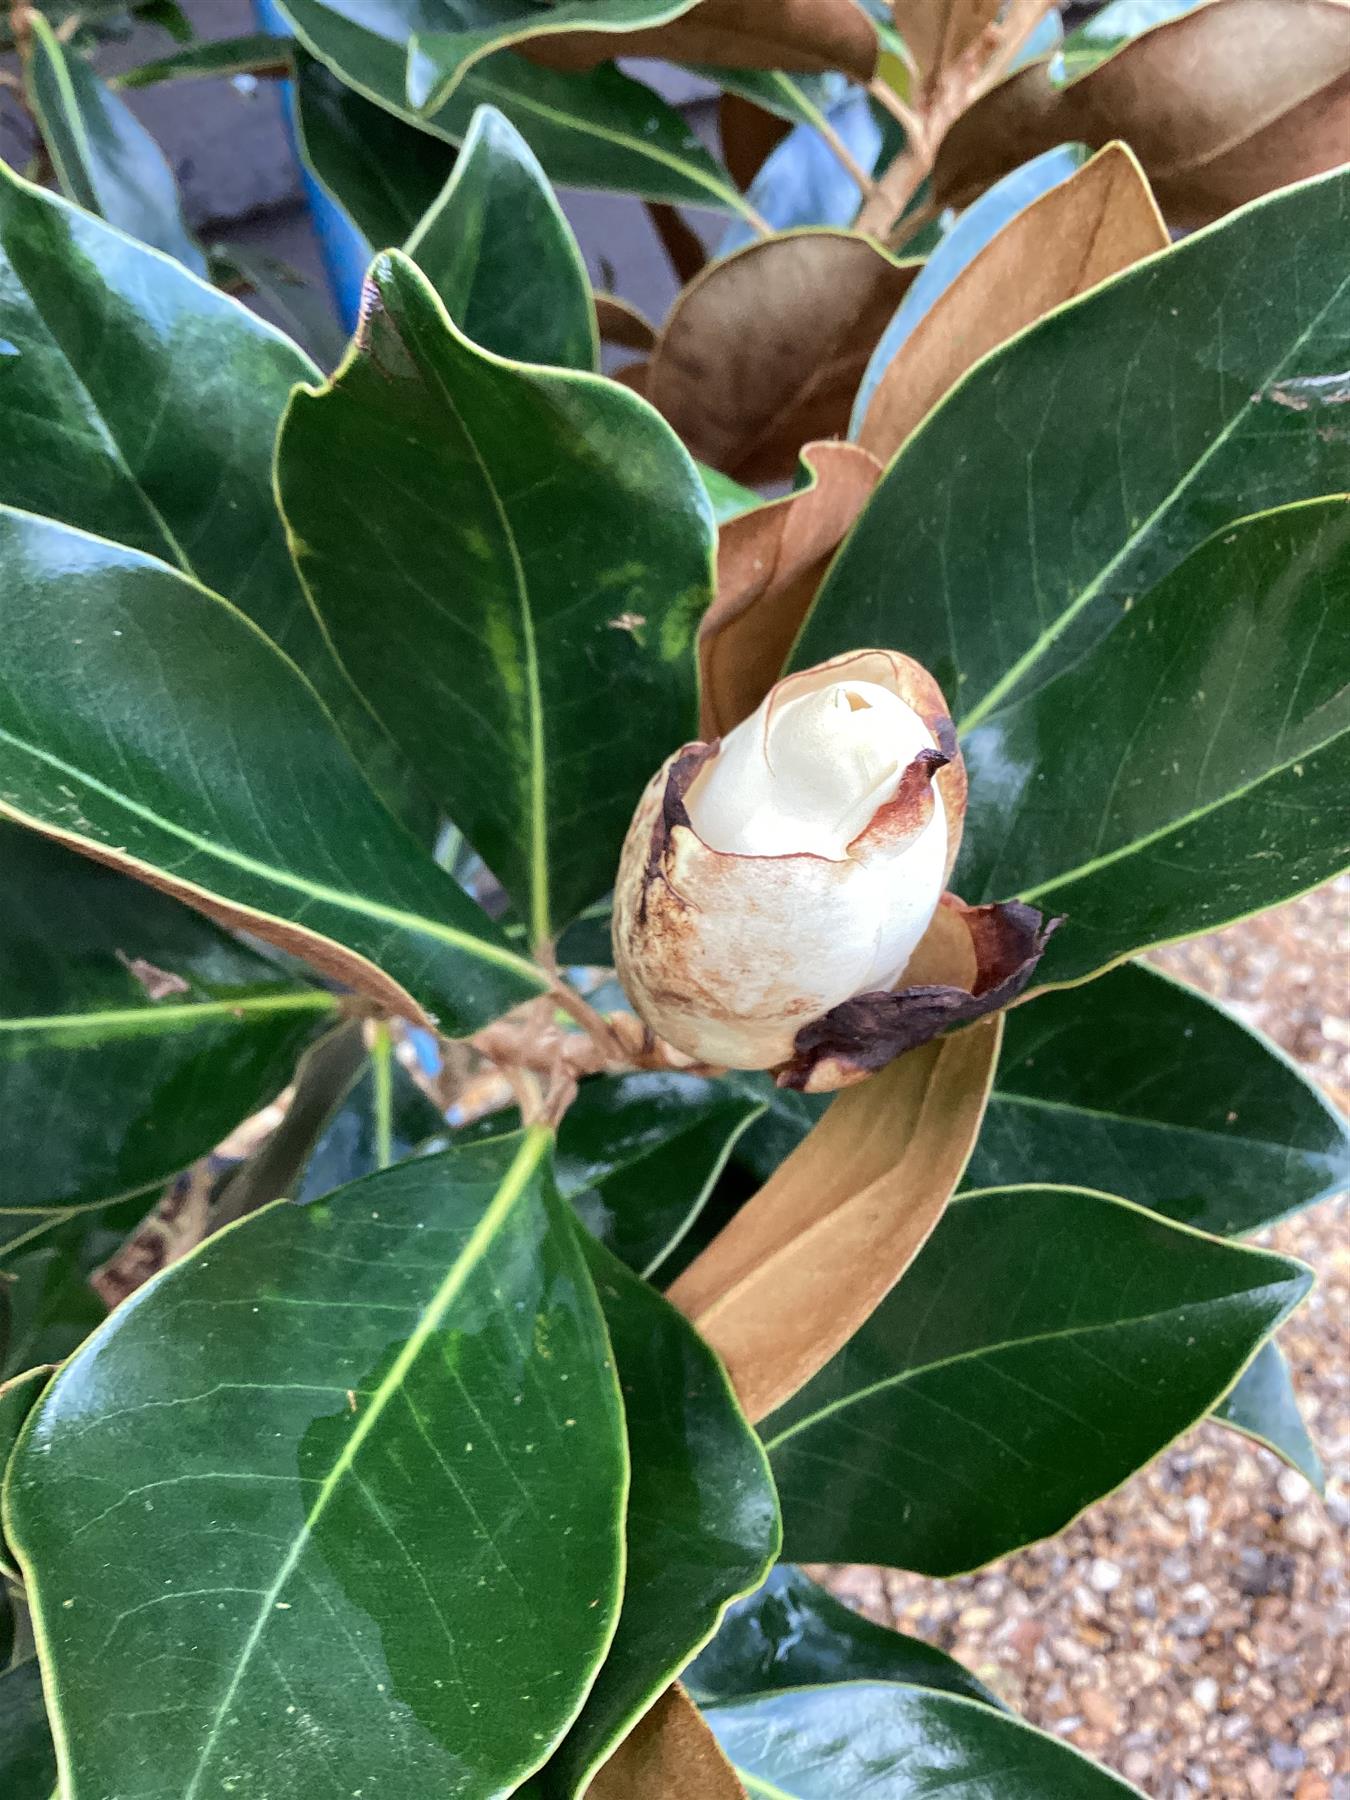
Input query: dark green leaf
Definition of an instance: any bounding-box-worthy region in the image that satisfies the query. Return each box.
[958,500,1350,988]
[24,14,205,275]
[794,167,1350,724]
[277,250,714,939]
[1214,1339,1323,1490]
[705,1683,1140,1797]
[698,463,762,525]
[536,1230,778,1796]
[211,242,351,370]
[0,1659,56,1798]
[700,67,853,130]
[405,104,597,370]
[115,31,293,86]
[729,1077,826,1184]
[4,1133,627,1797]
[295,1036,449,1202]
[0,1369,52,1580]
[0,1194,150,1380]
[294,48,455,252]
[406,0,696,112]
[763,1186,1311,1573]
[966,961,1350,1235]
[0,507,547,1034]
[688,1565,1000,1710]
[559,1073,766,1277]
[280,0,752,213]
[0,821,334,1220]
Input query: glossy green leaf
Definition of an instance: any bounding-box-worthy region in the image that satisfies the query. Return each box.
[966,961,1350,1235]
[1214,1338,1324,1490]
[0,1194,150,1381]
[701,67,853,130]
[404,105,598,370]
[4,1133,628,1798]
[0,1659,56,1798]
[706,1684,1140,1797]
[794,166,1350,724]
[560,1074,765,1277]
[763,1186,1311,1574]
[115,30,293,86]
[280,0,752,214]
[277,250,714,940]
[213,243,351,370]
[0,507,546,1034]
[406,0,696,112]
[536,1230,778,1796]
[959,500,1350,988]
[698,463,762,525]
[295,1036,449,1202]
[688,1565,1000,1711]
[0,1370,51,1581]
[0,821,333,1221]
[730,1078,826,1184]
[24,15,205,275]
[294,48,455,252]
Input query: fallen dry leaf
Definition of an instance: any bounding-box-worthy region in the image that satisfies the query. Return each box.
[524,0,878,80]
[934,0,1350,228]
[645,231,919,483]
[699,440,882,739]
[667,972,1000,1422]
[586,1684,746,1800]
[859,141,1168,460]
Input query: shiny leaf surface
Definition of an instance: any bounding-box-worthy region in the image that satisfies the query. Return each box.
[281,0,751,213]
[966,961,1350,1234]
[0,1660,56,1799]
[0,508,545,1033]
[115,31,293,86]
[0,1369,51,1580]
[404,104,597,370]
[560,1074,766,1278]
[278,250,714,940]
[706,1683,1140,1797]
[537,1232,778,1796]
[295,1041,448,1203]
[25,14,205,275]
[0,822,333,1219]
[795,167,1350,724]
[688,1565,1000,1710]
[763,1187,1311,1572]
[1214,1338,1324,1490]
[0,1195,149,1380]
[4,1133,628,1798]
[959,501,1350,988]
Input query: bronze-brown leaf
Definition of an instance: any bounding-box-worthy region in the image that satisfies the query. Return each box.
[934,0,1350,228]
[645,232,920,482]
[586,1685,747,1800]
[893,0,1004,87]
[859,141,1168,461]
[666,996,1000,1423]
[594,293,657,354]
[719,91,793,190]
[524,0,879,80]
[699,440,883,739]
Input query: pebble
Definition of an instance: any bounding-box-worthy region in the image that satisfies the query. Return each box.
[1191,1677,1220,1712]
[1088,1557,1123,1593]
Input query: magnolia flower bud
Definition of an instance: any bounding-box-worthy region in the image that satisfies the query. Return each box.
[614,648,1057,1091]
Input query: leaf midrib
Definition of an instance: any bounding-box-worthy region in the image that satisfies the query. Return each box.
[0,988,334,1040]
[955,257,1350,730]
[762,1278,1299,1450]
[180,1127,551,1800]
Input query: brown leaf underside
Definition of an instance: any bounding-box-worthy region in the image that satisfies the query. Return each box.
[667,992,1001,1422]
[859,141,1169,460]
[934,0,1350,226]
[524,0,878,80]
[586,1685,747,1800]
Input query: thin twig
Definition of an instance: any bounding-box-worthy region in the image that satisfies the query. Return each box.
[812,110,881,200]
[867,76,924,147]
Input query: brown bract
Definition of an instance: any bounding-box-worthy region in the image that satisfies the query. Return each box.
[522,0,879,80]
[782,892,1060,1091]
[587,1685,746,1799]
[858,142,1169,461]
[893,0,1004,88]
[699,441,883,740]
[642,232,920,483]
[666,1005,1001,1422]
[934,0,1350,228]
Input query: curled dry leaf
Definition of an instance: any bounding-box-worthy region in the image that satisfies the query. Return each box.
[859,141,1169,461]
[644,231,919,483]
[934,0,1350,228]
[524,0,878,81]
[587,1684,746,1800]
[666,998,1001,1422]
[699,440,883,739]
[594,293,658,353]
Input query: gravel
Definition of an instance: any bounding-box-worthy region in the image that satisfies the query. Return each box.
[818,878,1350,1797]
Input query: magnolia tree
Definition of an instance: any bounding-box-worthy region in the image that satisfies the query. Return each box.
[0,0,1348,1793]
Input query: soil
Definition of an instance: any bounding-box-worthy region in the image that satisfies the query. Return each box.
[819,878,1350,1799]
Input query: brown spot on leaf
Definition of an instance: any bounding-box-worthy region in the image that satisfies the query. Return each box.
[115,950,190,1001]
